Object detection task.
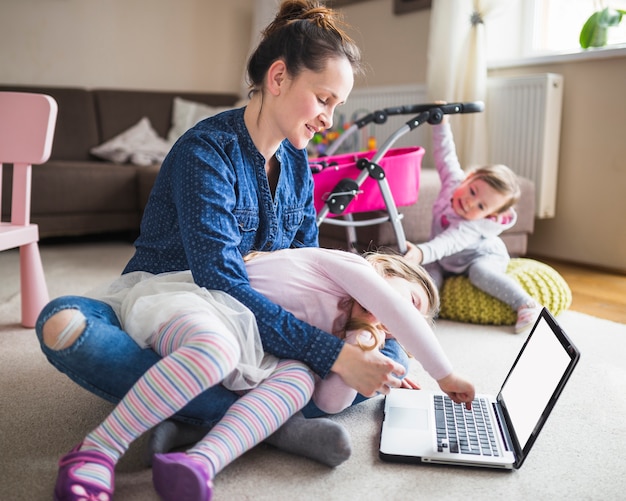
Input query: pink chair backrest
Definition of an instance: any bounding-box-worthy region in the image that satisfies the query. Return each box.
[0,91,58,165]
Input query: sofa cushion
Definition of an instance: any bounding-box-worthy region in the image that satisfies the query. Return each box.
[90,117,170,165]
[30,161,139,214]
[167,97,233,144]
[32,212,141,239]
[0,85,100,162]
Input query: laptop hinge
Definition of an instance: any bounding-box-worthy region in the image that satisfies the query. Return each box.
[493,402,515,454]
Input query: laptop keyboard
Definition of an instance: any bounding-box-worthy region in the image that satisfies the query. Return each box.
[434,395,501,456]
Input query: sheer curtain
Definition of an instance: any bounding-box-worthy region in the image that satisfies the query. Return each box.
[426,0,513,167]
[240,0,280,99]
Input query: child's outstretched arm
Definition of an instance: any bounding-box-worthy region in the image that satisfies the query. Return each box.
[404,241,423,264]
[405,222,485,266]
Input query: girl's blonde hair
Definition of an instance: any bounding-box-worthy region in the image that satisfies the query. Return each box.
[362,252,440,324]
[466,164,521,213]
[343,252,439,352]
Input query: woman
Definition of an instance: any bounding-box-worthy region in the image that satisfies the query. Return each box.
[37,0,405,472]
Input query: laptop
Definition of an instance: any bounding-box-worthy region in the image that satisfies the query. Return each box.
[379,308,580,470]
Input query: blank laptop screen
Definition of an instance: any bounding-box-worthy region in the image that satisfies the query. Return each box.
[499,315,573,448]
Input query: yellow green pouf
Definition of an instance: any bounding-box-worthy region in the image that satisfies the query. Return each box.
[438,258,572,325]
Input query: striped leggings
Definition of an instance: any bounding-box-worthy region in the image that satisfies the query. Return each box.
[82,311,315,478]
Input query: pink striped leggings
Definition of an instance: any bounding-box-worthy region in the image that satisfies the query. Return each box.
[82,311,315,479]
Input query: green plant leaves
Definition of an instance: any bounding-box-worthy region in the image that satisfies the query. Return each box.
[579,7,626,48]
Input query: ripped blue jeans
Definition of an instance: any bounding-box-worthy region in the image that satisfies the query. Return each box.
[36,295,410,425]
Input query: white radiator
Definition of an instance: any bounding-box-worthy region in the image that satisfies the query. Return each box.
[331,74,563,218]
[486,73,564,219]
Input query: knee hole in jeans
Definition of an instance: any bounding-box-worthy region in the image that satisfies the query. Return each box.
[42,309,87,350]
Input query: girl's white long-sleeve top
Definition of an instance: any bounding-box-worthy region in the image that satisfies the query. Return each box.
[90,247,453,390]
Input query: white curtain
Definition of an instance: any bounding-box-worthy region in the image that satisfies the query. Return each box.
[426,0,512,168]
[240,0,281,99]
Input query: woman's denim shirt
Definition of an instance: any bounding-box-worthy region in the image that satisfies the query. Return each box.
[124,107,342,377]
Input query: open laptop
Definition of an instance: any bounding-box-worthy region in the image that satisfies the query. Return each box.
[379,308,580,470]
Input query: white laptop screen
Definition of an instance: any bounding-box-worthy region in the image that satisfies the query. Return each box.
[498,314,573,449]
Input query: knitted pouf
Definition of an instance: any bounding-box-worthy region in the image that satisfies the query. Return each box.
[438,258,572,325]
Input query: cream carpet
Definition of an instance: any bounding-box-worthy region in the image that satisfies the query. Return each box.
[1,240,625,501]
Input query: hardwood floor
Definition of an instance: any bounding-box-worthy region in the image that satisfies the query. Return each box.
[529,255,626,324]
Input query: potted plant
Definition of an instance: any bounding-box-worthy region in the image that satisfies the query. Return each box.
[579,6,626,48]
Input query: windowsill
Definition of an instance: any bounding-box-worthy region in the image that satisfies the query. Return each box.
[488,44,626,69]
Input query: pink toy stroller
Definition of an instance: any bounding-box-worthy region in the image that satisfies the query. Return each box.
[310,101,484,254]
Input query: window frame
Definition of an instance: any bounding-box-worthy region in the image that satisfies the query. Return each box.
[488,0,626,69]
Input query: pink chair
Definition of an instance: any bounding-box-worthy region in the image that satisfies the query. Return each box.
[0,92,58,327]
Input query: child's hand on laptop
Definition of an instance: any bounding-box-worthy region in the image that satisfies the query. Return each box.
[437,373,475,410]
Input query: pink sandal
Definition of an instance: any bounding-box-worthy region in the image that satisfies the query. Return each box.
[54,444,114,501]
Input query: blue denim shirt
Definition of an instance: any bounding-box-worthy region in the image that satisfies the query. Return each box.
[124,107,343,377]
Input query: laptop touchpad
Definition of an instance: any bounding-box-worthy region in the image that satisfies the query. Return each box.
[387,407,428,430]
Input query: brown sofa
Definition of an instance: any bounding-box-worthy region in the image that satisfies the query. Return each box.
[0,84,240,238]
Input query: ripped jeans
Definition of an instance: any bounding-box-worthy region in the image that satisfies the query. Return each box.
[36,295,410,425]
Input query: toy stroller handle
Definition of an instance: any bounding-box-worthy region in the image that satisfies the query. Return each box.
[323,101,483,157]
[352,101,484,129]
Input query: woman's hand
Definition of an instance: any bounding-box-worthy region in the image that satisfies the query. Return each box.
[400,375,421,390]
[437,372,475,410]
[331,343,405,397]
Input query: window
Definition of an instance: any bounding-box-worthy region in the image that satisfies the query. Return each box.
[487,0,626,64]
[528,0,626,53]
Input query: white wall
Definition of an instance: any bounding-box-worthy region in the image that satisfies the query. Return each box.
[0,0,254,93]
[491,58,626,273]
[339,0,430,87]
[0,0,429,91]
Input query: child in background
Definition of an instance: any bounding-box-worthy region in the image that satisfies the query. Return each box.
[54,247,474,501]
[404,114,542,333]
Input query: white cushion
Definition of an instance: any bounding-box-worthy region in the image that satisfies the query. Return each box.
[90,117,171,166]
[167,96,232,144]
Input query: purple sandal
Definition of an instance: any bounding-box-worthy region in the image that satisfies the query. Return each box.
[54,444,114,501]
[152,452,213,501]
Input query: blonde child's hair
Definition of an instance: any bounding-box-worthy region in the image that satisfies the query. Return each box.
[467,164,521,213]
[342,252,440,352]
[362,252,439,324]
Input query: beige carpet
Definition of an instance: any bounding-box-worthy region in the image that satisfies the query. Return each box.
[1,240,625,501]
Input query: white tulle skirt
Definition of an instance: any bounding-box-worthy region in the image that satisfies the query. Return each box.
[86,270,279,391]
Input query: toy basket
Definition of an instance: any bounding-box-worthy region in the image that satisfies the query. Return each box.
[310,146,424,216]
